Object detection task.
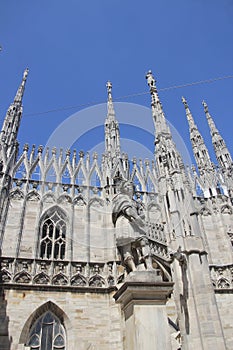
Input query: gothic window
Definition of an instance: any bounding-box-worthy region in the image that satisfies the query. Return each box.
[26,311,66,350]
[40,210,66,260]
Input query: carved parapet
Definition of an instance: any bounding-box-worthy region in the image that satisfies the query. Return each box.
[0,257,125,291]
[210,264,233,292]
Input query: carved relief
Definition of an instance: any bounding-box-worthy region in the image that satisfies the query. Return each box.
[33,272,50,285]
[221,204,232,214]
[58,194,72,204]
[210,265,233,289]
[73,196,86,206]
[217,277,230,289]
[14,271,31,284]
[0,269,11,282]
[89,275,106,287]
[70,273,87,286]
[27,190,40,201]
[9,188,24,200]
[52,272,68,286]
[200,206,212,216]
[43,192,56,203]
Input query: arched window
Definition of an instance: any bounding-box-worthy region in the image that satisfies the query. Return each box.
[40,209,66,260]
[26,311,66,350]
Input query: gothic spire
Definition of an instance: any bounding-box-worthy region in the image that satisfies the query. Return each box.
[14,68,29,104]
[106,81,116,120]
[182,97,212,173]
[0,68,29,149]
[145,70,171,138]
[146,71,181,178]
[181,97,196,130]
[104,81,121,159]
[202,100,232,169]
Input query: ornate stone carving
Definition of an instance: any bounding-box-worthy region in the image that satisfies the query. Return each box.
[27,190,40,201]
[210,265,233,290]
[200,206,212,216]
[0,258,126,288]
[52,272,68,286]
[14,271,31,284]
[0,269,11,282]
[33,272,50,285]
[73,196,86,206]
[9,188,24,200]
[58,194,72,204]
[70,273,87,286]
[89,275,106,287]
[221,204,232,214]
[43,192,56,203]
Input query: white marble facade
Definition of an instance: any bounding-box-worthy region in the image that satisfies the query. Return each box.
[0,70,232,349]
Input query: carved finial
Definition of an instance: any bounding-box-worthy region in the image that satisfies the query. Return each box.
[182,96,188,108]
[93,152,98,160]
[145,70,156,91]
[202,100,208,113]
[38,145,43,153]
[145,70,165,112]
[23,143,29,152]
[23,68,29,80]
[182,97,194,125]
[79,150,84,158]
[106,81,112,99]
[14,68,29,104]
[106,80,115,119]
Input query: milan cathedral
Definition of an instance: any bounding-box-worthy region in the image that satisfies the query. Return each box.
[0,69,232,349]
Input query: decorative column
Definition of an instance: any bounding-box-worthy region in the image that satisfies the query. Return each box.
[114,271,173,350]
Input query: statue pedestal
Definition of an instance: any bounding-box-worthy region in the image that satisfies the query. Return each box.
[114,272,174,350]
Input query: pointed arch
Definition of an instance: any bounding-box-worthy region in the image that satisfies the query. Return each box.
[88,197,104,208]
[13,153,29,179]
[58,194,72,204]
[26,190,41,202]
[38,206,68,260]
[130,166,145,192]
[73,194,86,206]
[19,301,70,347]
[44,159,58,183]
[74,161,87,186]
[145,171,157,193]
[60,160,72,185]
[29,158,42,181]
[9,187,24,200]
[89,274,106,287]
[111,160,126,181]
[88,162,103,187]
[42,192,56,203]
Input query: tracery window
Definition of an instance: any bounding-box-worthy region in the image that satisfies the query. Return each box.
[26,311,66,350]
[40,210,66,260]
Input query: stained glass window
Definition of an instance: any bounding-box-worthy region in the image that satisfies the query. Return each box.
[27,312,66,350]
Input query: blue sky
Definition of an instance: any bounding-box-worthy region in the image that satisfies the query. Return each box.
[0,0,232,165]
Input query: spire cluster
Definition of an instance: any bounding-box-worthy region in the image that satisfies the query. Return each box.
[0,68,232,198]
